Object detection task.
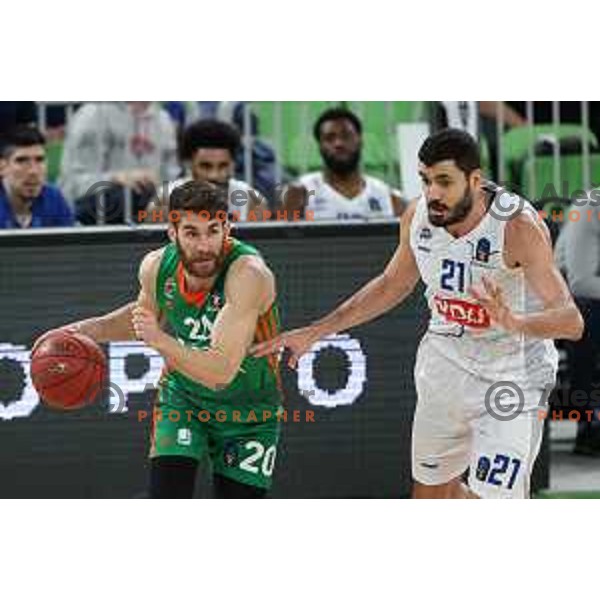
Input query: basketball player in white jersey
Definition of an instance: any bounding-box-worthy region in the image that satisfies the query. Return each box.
[253,128,584,499]
[283,107,406,220]
[144,119,265,222]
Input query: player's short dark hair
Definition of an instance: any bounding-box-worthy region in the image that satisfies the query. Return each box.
[169,180,229,220]
[0,125,46,159]
[418,128,481,176]
[313,107,362,142]
[180,119,241,161]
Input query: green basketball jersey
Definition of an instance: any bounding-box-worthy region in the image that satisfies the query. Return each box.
[155,237,283,406]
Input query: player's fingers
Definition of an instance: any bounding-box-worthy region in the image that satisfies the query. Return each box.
[288,343,312,369]
[132,309,152,327]
[481,275,492,292]
[481,276,495,296]
[482,276,501,300]
[133,325,145,340]
[474,294,493,311]
[250,336,285,357]
[249,340,271,356]
[495,284,506,305]
[469,285,485,301]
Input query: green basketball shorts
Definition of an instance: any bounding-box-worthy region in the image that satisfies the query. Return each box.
[147,385,282,489]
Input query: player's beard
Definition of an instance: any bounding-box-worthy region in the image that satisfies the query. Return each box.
[321,147,361,175]
[176,239,225,278]
[428,184,474,227]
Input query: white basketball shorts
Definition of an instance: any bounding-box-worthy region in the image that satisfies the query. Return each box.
[412,336,549,499]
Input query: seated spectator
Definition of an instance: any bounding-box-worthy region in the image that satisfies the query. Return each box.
[283,107,406,220]
[59,102,179,224]
[38,102,83,142]
[164,101,287,201]
[145,119,265,222]
[0,126,74,228]
[163,101,236,128]
[556,199,600,455]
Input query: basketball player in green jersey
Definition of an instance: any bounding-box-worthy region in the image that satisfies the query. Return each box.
[34,181,283,498]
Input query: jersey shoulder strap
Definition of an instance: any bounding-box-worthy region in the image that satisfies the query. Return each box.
[155,243,179,308]
[218,237,261,280]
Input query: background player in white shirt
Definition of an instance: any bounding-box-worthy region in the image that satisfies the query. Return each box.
[283,107,406,220]
[145,119,265,222]
[254,128,583,499]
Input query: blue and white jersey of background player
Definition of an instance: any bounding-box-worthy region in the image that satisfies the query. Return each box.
[298,171,399,220]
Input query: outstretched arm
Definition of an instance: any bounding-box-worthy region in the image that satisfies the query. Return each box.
[310,201,419,339]
[133,256,274,390]
[33,249,164,347]
[65,302,138,343]
[251,199,421,365]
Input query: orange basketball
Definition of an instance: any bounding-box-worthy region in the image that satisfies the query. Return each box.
[30,331,107,410]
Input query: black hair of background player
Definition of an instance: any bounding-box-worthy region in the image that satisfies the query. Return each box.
[313,107,363,142]
[0,125,46,159]
[180,119,241,162]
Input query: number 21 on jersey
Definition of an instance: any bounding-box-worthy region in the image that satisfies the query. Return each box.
[440,258,466,292]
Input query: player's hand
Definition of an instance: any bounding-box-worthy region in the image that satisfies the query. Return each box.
[132,305,164,348]
[250,326,321,369]
[112,169,158,194]
[133,169,159,192]
[469,276,522,333]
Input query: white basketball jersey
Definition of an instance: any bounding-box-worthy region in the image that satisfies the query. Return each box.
[298,172,398,220]
[162,177,261,220]
[409,184,558,389]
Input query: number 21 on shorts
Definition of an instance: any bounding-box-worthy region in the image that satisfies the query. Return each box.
[475,454,521,489]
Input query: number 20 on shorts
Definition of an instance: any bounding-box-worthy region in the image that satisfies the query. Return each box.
[239,441,277,477]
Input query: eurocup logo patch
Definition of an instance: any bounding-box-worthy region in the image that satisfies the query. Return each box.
[164,278,175,299]
[212,294,222,310]
[223,439,239,468]
[475,237,491,263]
